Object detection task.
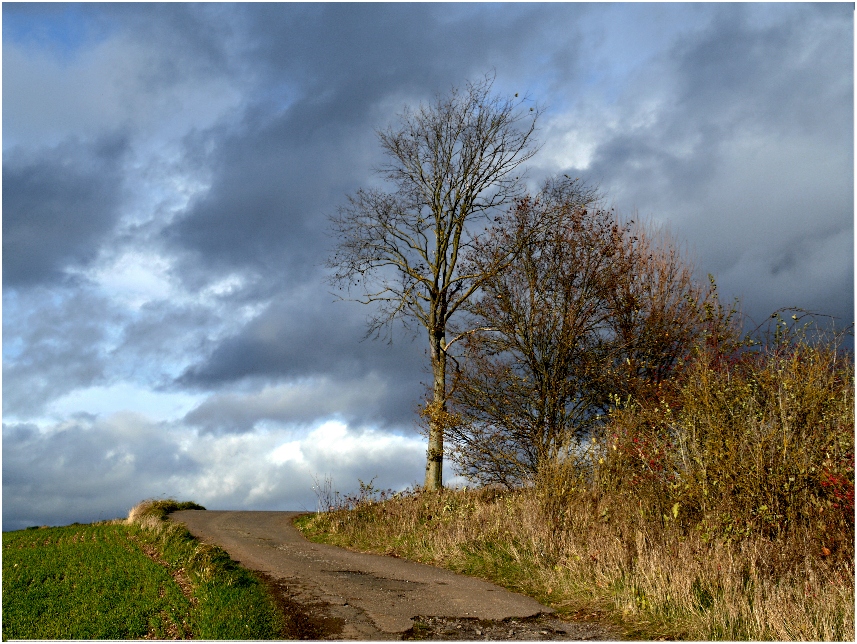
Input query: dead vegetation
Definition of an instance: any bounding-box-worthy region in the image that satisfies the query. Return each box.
[300,323,854,641]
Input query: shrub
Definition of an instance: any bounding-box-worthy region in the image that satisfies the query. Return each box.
[591,316,853,553]
[126,498,206,525]
[301,316,853,640]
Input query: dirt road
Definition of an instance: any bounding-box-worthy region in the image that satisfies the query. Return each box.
[169,510,614,640]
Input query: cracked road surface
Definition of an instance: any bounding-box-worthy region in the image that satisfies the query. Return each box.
[169,510,613,640]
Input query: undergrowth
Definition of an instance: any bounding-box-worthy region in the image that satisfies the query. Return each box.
[299,326,854,641]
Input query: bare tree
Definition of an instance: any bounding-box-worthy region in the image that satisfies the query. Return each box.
[327,74,541,490]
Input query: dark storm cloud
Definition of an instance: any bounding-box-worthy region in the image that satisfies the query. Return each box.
[665,4,851,163]
[180,295,421,385]
[245,3,588,96]
[2,288,120,417]
[585,4,851,203]
[178,292,427,433]
[162,3,591,283]
[162,106,363,283]
[576,3,853,328]
[103,2,240,75]
[2,135,129,287]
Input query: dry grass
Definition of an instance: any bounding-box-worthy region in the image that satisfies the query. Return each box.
[125,499,239,583]
[300,331,854,641]
[300,484,853,640]
[126,498,205,525]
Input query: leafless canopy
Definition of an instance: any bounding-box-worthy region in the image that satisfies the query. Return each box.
[327,73,542,489]
[329,74,540,336]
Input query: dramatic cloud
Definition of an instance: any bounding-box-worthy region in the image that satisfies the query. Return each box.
[539,3,853,326]
[3,3,852,530]
[3,135,129,286]
[2,414,200,531]
[2,414,428,532]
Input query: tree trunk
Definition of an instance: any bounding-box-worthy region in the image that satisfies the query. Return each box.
[424,332,446,490]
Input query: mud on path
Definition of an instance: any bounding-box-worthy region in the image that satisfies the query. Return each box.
[169,510,614,640]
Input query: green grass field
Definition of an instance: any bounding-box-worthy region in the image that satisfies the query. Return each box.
[2,501,285,640]
[3,522,193,639]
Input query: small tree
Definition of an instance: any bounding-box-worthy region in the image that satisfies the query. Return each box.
[446,178,623,486]
[446,189,737,486]
[327,74,541,490]
[604,223,741,407]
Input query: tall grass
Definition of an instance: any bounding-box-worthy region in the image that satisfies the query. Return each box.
[299,328,854,640]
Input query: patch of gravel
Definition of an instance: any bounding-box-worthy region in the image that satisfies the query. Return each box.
[258,575,617,641]
[257,572,347,639]
[403,615,615,641]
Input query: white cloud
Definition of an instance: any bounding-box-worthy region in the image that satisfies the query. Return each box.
[270,439,306,465]
[161,418,427,511]
[82,251,175,310]
[3,410,429,530]
[78,247,258,315]
[536,113,603,172]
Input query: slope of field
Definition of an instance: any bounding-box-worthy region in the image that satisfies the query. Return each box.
[2,501,285,640]
[298,486,855,641]
[3,522,193,639]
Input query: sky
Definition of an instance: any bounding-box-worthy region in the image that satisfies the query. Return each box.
[2,2,853,531]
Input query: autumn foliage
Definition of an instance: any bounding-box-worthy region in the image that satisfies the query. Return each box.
[443,178,740,486]
[440,180,852,561]
[313,173,854,639]
[303,319,853,639]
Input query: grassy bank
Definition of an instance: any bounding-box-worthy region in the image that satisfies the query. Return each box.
[298,334,854,641]
[298,485,853,641]
[2,500,285,640]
